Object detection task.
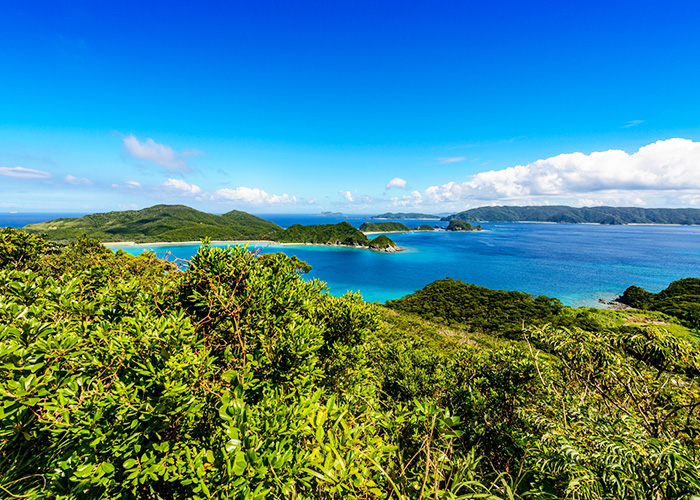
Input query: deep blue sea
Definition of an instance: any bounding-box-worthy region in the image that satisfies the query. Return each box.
[4,212,700,307]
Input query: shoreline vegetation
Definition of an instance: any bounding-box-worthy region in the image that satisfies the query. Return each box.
[2,227,699,498]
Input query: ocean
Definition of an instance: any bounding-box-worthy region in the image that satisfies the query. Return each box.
[4,212,700,307]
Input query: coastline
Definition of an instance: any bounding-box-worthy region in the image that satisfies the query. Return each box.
[104,239,405,253]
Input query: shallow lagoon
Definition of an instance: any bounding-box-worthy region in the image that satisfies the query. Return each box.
[111,221,700,307]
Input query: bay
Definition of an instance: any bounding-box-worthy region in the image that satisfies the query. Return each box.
[108,219,700,308]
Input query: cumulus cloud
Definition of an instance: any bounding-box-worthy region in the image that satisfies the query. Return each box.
[423,139,700,207]
[391,190,423,207]
[0,166,51,179]
[125,181,141,189]
[385,177,408,189]
[123,135,197,172]
[64,174,93,186]
[215,187,297,205]
[163,178,202,195]
[340,190,354,202]
[436,157,466,164]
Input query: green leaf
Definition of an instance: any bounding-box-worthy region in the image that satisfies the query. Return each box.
[232,451,247,476]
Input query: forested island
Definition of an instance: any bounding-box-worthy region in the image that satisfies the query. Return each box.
[445,220,482,231]
[274,221,399,251]
[372,212,441,220]
[1,227,699,498]
[22,205,399,252]
[444,205,700,225]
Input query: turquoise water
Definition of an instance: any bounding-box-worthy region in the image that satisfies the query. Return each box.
[109,222,700,307]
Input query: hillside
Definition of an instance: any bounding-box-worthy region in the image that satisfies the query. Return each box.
[444,205,700,224]
[616,278,700,329]
[372,212,441,219]
[359,221,411,232]
[2,228,699,498]
[446,220,482,231]
[23,204,282,242]
[272,221,399,251]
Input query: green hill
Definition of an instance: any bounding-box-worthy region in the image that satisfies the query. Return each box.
[444,205,700,224]
[616,278,700,329]
[272,221,398,251]
[446,220,481,231]
[372,212,440,220]
[359,221,411,232]
[23,204,281,243]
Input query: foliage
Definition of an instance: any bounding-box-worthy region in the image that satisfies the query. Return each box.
[0,227,62,270]
[359,222,411,232]
[446,220,482,232]
[617,278,700,329]
[386,278,566,337]
[272,221,397,250]
[443,205,700,225]
[2,230,700,499]
[369,235,398,250]
[22,204,282,243]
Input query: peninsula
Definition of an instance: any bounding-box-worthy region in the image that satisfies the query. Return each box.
[443,205,700,225]
[23,205,399,252]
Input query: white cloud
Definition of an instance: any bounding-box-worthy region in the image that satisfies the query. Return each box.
[340,190,354,202]
[215,187,297,205]
[64,174,93,186]
[163,178,202,195]
[0,166,51,179]
[123,135,196,172]
[125,181,141,189]
[385,177,408,189]
[436,157,466,164]
[391,190,423,207]
[422,139,700,207]
[622,120,644,128]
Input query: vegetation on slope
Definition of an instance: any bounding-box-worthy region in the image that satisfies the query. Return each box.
[1,228,699,499]
[272,221,398,250]
[616,278,700,329]
[415,224,435,231]
[446,220,482,232]
[368,234,398,251]
[386,278,567,337]
[359,222,411,232]
[444,205,700,224]
[372,212,441,220]
[22,204,281,243]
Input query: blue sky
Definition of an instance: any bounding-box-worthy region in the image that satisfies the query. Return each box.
[2,1,700,214]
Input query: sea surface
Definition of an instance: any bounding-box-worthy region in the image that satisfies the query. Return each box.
[4,212,700,307]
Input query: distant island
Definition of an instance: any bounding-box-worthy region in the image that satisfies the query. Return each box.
[371,212,441,220]
[23,205,399,252]
[318,211,346,217]
[443,205,700,225]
